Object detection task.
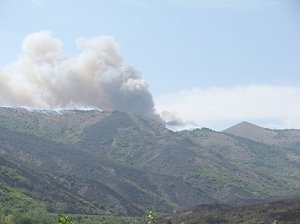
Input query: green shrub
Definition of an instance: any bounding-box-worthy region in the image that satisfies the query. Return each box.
[58,215,75,224]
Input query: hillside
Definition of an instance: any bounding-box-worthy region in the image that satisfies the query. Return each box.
[163,197,300,224]
[0,107,299,216]
[224,121,300,149]
[0,154,107,215]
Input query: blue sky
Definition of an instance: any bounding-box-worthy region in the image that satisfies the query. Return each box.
[1,0,300,130]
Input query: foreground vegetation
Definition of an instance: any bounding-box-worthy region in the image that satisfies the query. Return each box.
[0,207,143,224]
[1,198,300,224]
[0,187,142,224]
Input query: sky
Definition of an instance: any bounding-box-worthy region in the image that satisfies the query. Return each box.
[0,0,300,130]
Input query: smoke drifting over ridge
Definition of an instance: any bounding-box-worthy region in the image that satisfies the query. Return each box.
[0,31,157,118]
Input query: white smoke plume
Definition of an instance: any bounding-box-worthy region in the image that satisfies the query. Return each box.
[0,31,157,118]
[160,110,198,129]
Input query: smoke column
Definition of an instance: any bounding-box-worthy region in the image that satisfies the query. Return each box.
[0,31,157,118]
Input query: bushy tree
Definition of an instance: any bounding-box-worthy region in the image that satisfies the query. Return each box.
[147,210,157,224]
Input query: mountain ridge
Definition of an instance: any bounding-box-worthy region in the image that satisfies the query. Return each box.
[224,120,300,148]
[0,107,299,216]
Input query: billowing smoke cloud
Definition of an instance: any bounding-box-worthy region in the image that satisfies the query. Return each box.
[160,110,198,129]
[160,111,185,126]
[0,31,157,118]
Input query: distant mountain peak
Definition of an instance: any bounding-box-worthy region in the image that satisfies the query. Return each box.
[223,121,274,144]
[224,121,264,132]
